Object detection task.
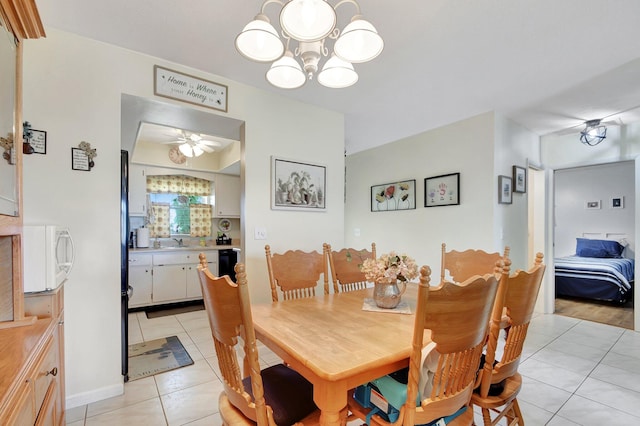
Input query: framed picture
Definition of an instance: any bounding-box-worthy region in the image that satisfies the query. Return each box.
[498,175,512,204]
[71,148,90,171]
[424,173,460,207]
[28,129,47,154]
[585,200,601,209]
[611,196,624,209]
[512,165,526,193]
[271,157,326,211]
[371,179,416,212]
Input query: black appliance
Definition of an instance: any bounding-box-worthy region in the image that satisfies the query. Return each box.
[218,249,238,282]
[120,150,131,380]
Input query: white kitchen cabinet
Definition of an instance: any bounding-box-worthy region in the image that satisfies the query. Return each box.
[214,174,240,218]
[128,253,152,307]
[129,164,147,216]
[152,264,187,302]
[186,254,218,298]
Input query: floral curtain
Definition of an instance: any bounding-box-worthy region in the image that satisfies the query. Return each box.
[189,204,212,237]
[146,175,211,196]
[149,202,170,238]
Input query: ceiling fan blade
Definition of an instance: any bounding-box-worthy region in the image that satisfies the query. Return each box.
[198,144,215,153]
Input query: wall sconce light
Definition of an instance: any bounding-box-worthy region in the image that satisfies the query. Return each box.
[580,119,607,146]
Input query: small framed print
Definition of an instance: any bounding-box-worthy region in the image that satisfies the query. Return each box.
[29,129,47,154]
[71,148,90,171]
[498,175,512,204]
[424,173,460,207]
[512,165,526,193]
[611,196,624,209]
[585,200,601,209]
[371,179,416,211]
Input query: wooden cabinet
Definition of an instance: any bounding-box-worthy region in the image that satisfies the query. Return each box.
[0,318,64,425]
[186,255,217,298]
[214,174,240,218]
[128,164,147,216]
[128,253,153,307]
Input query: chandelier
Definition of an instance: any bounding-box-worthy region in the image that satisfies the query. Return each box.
[235,0,384,89]
[579,119,607,146]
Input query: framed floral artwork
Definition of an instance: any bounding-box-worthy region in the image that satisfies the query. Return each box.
[424,173,460,207]
[512,165,526,193]
[371,180,416,212]
[498,175,512,204]
[271,157,326,211]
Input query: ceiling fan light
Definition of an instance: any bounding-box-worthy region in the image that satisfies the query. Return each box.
[266,51,306,89]
[318,54,358,88]
[280,0,336,42]
[334,18,383,63]
[179,143,193,157]
[235,15,284,62]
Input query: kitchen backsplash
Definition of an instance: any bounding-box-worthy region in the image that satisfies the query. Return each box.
[129,216,240,248]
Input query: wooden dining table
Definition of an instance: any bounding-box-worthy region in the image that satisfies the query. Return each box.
[251,284,420,426]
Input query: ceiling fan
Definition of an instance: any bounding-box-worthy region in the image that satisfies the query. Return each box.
[162,128,221,157]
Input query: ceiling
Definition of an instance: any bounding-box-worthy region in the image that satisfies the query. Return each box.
[38,0,640,154]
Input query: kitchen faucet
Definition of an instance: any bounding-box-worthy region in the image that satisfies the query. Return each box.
[173,238,184,247]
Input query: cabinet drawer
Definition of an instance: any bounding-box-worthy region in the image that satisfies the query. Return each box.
[129,253,152,266]
[34,336,58,414]
[153,252,198,265]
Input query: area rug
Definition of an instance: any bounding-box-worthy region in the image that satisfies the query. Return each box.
[145,301,205,319]
[128,336,194,381]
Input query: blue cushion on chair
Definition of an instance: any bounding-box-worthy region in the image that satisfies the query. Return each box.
[242,363,317,425]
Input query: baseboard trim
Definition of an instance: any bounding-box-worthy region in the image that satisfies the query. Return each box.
[65,382,124,410]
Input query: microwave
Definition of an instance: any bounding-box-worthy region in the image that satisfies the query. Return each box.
[23,225,75,293]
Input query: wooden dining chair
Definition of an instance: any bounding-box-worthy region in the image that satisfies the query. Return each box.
[471,253,546,426]
[265,244,328,302]
[326,242,376,293]
[348,263,501,426]
[197,254,321,426]
[441,243,510,283]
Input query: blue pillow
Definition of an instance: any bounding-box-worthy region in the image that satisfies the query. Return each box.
[576,238,624,258]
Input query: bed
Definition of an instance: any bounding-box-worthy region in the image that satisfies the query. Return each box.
[555,237,635,303]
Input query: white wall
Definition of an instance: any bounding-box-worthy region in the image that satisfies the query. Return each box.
[554,161,635,257]
[22,29,345,407]
[345,112,539,277]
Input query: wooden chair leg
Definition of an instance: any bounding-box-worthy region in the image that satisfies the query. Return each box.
[481,408,492,426]
[512,399,524,425]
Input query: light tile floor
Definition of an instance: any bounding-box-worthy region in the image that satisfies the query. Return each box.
[66,310,640,425]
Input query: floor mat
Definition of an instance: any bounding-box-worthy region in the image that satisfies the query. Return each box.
[128,336,194,381]
[145,301,205,319]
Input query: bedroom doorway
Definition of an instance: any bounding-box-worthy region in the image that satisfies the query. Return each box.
[552,161,635,329]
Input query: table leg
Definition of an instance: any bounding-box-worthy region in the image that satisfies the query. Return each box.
[314,381,348,426]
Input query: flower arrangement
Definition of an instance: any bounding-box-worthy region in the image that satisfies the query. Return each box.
[360,252,419,284]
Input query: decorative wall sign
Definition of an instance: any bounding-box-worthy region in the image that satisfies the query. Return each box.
[424,173,460,207]
[371,179,416,211]
[498,175,512,204]
[271,157,326,211]
[29,129,46,154]
[585,200,601,209]
[154,65,228,112]
[512,165,526,193]
[71,148,90,171]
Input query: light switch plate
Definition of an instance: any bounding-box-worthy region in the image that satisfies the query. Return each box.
[255,227,267,240]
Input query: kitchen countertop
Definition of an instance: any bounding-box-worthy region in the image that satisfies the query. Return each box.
[129,245,240,253]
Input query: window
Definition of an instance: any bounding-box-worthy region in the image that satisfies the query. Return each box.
[149,193,212,236]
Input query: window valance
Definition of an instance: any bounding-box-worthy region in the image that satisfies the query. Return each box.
[146,175,212,196]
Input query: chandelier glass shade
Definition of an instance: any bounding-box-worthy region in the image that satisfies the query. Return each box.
[235,0,383,89]
[580,119,607,146]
